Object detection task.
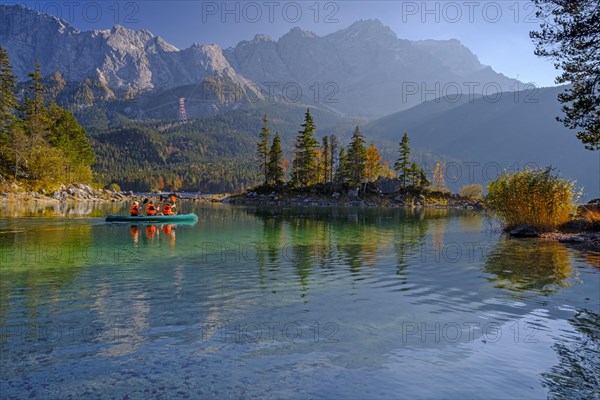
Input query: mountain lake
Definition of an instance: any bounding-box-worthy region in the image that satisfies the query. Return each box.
[1,202,598,399]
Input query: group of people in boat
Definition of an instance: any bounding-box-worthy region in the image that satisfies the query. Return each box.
[130,200,176,216]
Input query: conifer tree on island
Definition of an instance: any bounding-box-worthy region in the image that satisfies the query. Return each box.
[291,109,319,187]
[395,133,412,190]
[256,113,270,183]
[320,135,331,184]
[329,134,338,183]
[346,126,367,188]
[336,147,349,185]
[267,132,284,184]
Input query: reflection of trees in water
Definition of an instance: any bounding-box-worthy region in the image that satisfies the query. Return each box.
[483,239,573,294]
[542,309,600,399]
[457,210,484,232]
[0,224,93,330]
[394,209,430,285]
[262,217,283,266]
[0,201,124,217]
[287,218,328,294]
[251,207,434,290]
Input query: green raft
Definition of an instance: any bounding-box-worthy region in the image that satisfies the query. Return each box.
[105,213,199,223]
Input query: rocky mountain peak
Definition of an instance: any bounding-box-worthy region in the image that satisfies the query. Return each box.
[281,26,318,40]
[339,19,397,39]
[252,34,274,43]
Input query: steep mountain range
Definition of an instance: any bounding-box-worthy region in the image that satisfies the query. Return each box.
[1,4,520,117]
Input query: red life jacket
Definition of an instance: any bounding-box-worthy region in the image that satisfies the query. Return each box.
[163,204,172,215]
[130,205,140,216]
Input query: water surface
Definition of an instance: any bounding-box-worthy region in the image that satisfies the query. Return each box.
[1,203,598,399]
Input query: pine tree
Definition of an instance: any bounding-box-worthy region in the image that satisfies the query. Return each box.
[0,56,95,184]
[419,166,430,189]
[291,109,319,187]
[346,126,367,187]
[256,113,270,183]
[329,134,338,183]
[23,60,51,145]
[530,0,599,150]
[394,133,412,190]
[320,135,330,184]
[365,144,382,183]
[0,46,17,175]
[409,163,420,187]
[267,132,284,184]
[0,46,17,136]
[336,147,349,185]
[47,102,95,182]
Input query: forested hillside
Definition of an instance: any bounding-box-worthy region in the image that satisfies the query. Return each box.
[90,104,358,192]
[0,47,94,189]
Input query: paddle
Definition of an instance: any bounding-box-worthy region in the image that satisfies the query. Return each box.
[170,194,177,214]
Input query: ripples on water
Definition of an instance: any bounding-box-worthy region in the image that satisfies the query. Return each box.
[0,203,598,399]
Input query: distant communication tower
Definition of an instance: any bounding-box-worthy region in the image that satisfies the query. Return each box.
[179,98,188,123]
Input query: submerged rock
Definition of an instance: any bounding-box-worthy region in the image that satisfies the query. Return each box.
[510,225,541,238]
[558,236,586,243]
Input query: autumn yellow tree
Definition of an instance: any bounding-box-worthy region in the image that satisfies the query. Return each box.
[365,144,382,183]
[432,162,448,192]
[380,160,397,179]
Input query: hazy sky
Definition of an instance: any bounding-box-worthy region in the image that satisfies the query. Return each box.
[7,0,559,87]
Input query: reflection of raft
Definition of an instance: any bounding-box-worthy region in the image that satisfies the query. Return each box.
[105,213,199,223]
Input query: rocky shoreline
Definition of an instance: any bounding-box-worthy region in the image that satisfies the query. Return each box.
[508,199,600,250]
[223,191,484,209]
[2,182,598,250]
[0,183,133,203]
[541,231,600,249]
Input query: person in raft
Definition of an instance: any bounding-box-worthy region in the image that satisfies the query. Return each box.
[146,201,158,216]
[130,201,141,216]
[163,202,176,216]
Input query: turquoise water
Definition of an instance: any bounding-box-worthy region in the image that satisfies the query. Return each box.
[1,203,598,399]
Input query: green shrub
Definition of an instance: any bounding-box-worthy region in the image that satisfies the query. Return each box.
[108,183,121,192]
[486,168,578,231]
[459,184,483,199]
